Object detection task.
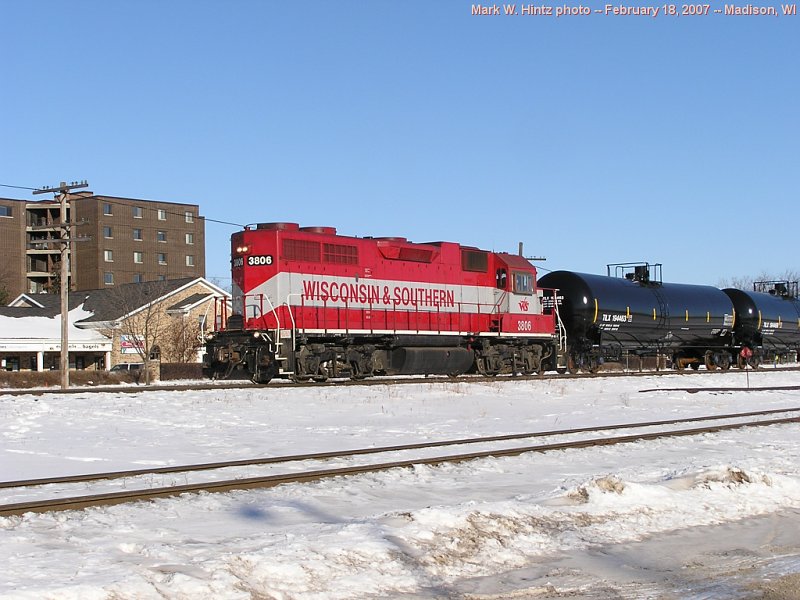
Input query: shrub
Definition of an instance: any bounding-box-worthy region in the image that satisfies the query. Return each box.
[0,369,130,389]
[159,362,203,380]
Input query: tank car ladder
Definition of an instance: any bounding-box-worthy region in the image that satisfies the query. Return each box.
[651,286,669,369]
[553,293,569,371]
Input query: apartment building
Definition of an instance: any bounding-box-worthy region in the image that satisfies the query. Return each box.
[0,193,205,300]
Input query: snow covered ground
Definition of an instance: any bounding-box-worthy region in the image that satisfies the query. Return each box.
[2,369,800,599]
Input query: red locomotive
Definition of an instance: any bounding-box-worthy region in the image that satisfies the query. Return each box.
[203,223,565,383]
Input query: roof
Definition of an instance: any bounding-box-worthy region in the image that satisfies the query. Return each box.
[2,277,229,326]
[165,293,214,313]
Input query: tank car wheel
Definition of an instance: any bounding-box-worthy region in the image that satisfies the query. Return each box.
[567,355,579,374]
[690,362,700,370]
[704,351,717,370]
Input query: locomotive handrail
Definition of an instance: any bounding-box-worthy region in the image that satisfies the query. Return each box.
[237,292,527,337]
[282,294,303,359]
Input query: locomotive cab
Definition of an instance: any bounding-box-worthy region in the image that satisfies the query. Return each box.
[490,253,547,335]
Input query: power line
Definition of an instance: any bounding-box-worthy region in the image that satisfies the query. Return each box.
[0,183,38,191]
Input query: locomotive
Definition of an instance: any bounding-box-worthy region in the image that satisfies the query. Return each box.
[203,223,799,382]
[202,223,566,383]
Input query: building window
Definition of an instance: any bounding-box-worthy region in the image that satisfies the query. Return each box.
[104,272,114,285]
[0,206,12,217]
[158,253,167,265]
[134,251,143,264]
[103,226,113,238]
[185,211,194,223]
[133,206,143,218]
[158,274,166,281]
[133,228,143,241]
[157,230,167,242]
[104,250,113,262]
[133,273,143,283]
[103,203,113,216]
[186,255,194,267]
[185,233,194,245]
[157,209,166,221]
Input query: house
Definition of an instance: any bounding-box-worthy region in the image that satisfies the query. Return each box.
[0,277,229,372]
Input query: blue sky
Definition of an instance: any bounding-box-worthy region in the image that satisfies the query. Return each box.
[2,0,797,287]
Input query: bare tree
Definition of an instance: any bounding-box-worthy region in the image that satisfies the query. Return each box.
[162,314,204,363]
[0,262,17,305]
[107,280,173,385]
[718,269,800,291]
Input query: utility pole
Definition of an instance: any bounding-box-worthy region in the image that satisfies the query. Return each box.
[32,180,89,389]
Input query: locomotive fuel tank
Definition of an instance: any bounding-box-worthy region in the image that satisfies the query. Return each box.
[538,268,735,370]
[723,283,800,362]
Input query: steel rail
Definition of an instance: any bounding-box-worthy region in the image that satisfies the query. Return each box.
[2,366,798,397]
[640,385,800,394]
[2,414,800,518]
[4,405,800,490]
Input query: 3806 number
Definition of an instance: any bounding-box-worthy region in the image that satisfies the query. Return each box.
[247,255,273,266]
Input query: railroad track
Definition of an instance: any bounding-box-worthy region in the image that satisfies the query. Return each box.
[3,364,799,396]
[3,406,800,518]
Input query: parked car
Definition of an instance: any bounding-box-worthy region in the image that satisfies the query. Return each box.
[110,363,143,373]
[109,362,143,382]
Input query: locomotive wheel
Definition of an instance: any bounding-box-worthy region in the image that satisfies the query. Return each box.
[522,354,541,375]
[477,356,500,377]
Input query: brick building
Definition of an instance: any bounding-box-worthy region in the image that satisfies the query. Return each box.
[0,193,205,301]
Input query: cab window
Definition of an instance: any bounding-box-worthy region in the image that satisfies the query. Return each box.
[513,271,533,294]
[496,268,507,289]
